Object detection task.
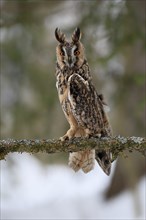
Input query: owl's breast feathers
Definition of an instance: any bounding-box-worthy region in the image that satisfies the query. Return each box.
[56,60,86,102]
[55,60,111,136]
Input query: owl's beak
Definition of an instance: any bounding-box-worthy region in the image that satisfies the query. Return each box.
[68,56,72,66]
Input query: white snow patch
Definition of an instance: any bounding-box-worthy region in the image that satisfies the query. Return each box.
[1,153,145,220]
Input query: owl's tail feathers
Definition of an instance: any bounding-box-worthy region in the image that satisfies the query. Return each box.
[68,150,95,173]
[95,150,112,176]
[68,152,82,172]
[81,150,95,173]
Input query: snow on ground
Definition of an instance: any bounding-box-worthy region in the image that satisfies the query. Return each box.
[1,153,145,220]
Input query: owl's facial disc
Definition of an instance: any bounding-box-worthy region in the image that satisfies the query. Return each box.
[62,43,77,68]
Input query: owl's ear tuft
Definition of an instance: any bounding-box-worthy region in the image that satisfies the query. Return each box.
[55,28,66,43]
[72,27,81,42]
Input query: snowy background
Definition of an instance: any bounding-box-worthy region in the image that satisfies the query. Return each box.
[1,153,145,220]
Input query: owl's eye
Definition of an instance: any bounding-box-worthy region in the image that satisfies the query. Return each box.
[74,50,80,56]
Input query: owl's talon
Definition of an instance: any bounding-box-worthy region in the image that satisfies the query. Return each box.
[70,137,76,141]
[94,134,101,138]
[59,135,69,141]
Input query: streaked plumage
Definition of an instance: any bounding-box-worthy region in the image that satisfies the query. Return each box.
[55,27,112,175]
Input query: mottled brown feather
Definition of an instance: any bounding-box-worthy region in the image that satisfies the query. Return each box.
[55,28,112,175]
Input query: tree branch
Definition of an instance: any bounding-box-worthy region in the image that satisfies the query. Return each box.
[0,136,146,161]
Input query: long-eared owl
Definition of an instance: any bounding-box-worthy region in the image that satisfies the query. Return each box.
[55,27,112,175]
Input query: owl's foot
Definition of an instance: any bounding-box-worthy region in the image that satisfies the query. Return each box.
[84,128,93,138]
[60,134,70,141]
[60,128,76,141]
[93,133,101,138]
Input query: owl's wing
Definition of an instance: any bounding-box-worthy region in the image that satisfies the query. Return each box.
[68,73,104,134]
[68,73,112,175]
[98,94,110,113]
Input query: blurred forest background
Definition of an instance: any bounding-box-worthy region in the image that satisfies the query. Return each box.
[0,0,145,219]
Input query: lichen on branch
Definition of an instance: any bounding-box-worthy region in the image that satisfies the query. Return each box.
[0,136,146,160]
